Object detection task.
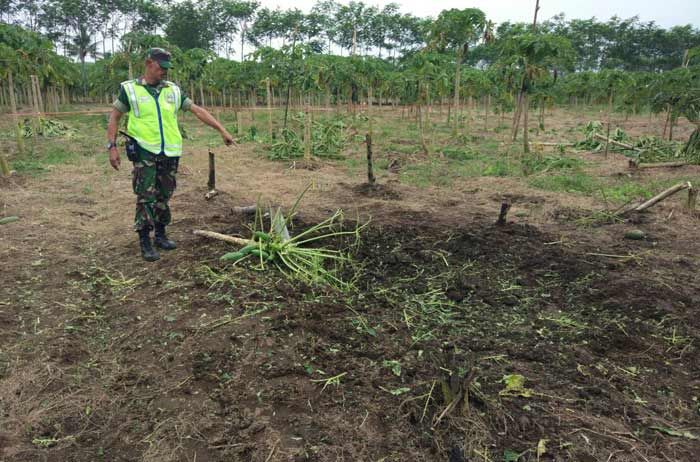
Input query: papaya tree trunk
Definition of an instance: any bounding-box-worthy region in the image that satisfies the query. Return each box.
[452,47,464,129]
[604,90,613,158]
[8,71,24,155]
[522,91,530,155]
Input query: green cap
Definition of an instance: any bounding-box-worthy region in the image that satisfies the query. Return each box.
[147,48,172,69]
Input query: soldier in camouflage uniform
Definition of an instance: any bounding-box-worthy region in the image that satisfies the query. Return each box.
[106,48,234,261]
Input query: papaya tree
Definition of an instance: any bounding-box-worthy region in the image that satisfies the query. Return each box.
[428,8,490,126]
[592,69,634,156]
[499,32,574,154]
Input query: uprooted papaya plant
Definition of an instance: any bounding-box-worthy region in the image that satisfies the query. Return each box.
[215,188,368,289]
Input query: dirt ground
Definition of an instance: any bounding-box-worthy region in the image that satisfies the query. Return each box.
[1,109,700,462]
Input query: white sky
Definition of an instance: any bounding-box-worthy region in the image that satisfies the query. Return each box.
[258,0,700,29]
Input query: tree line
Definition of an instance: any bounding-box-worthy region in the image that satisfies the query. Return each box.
[1,3,699,149]
[5,0,700,71]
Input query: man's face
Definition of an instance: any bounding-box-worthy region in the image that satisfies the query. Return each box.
[146,59,168,82]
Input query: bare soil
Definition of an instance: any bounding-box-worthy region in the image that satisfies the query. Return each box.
[1,112,700,462]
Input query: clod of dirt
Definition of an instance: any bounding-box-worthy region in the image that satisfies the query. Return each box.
[351,183,401,200]
[291,159,321,171]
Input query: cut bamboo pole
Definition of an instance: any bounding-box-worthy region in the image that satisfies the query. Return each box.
[193,230,249,246]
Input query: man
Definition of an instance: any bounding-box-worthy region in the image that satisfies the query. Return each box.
[106,48,234,261]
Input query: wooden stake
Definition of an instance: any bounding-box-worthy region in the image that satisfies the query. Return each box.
[366,133,375,185]
[207,148,216,191]
[496,202,511,225]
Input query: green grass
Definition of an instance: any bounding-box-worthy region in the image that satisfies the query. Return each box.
[599,177,700,204]
[12,146,84,175]
[529,172,600,195]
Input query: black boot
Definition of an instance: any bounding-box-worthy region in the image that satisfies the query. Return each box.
[154,224,177,250]
[138,229,160,261]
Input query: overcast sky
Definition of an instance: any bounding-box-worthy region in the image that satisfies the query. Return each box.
[258,0,700,29]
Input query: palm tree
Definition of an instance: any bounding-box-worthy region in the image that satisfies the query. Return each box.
[67,24,100,96]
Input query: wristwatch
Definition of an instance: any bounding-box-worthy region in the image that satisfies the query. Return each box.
[106,141,117,150]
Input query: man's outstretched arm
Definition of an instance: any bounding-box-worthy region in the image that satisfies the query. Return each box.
[189,103,235,146]
[107,108,124,170]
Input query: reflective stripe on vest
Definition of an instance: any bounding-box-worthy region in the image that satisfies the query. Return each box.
[121,80,183,157]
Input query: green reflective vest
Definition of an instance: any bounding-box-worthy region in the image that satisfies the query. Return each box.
[121,79,183,157]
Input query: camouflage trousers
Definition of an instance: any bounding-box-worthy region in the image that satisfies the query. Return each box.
[132,150,179,232]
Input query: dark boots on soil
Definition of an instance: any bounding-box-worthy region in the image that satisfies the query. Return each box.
[154,224,177,250]
[138,229,160,262]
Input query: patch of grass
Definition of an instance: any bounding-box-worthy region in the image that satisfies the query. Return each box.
[387,142,421,155]
[529,172,600,195]
[483,158,518,177]
[599,181,656,203]
[13,146,83,175]
[522,155,585,175]
[441,146,482,161]
[599,177,700,204]
[401,159,454,187]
